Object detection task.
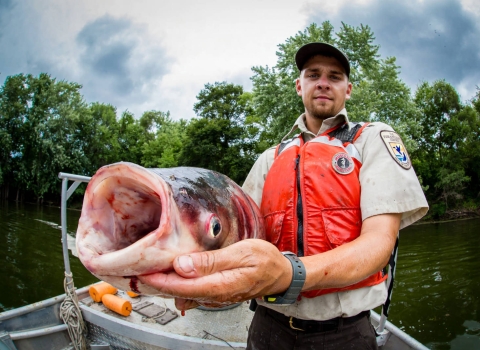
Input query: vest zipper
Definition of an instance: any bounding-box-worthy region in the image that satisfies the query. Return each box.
[295,155,304,257]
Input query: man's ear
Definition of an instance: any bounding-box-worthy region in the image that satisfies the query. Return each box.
[295,78,302,96]
[345,81,353,101]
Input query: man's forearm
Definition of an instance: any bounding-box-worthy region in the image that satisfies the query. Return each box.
[300,213,401,291]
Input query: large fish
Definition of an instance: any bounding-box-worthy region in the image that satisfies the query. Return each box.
[76,162,264,295]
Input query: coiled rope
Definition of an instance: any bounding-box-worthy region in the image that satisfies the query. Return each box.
[60,272,88,350]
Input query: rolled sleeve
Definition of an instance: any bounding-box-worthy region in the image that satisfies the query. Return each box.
[242,146,276,207]
[355,122,429,229]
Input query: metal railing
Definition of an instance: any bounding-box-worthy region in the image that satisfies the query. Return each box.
[58,172,91,285]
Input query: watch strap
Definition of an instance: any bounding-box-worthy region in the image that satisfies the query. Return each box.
[263,251,306,304]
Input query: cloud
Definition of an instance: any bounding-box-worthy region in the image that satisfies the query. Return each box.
[0,0,14,23]
[77,16,133,80]
[7,0,477,123]
[75,15,172,115]
[306,0,480,100]
[0,0,309,120]
[0,0,14,19]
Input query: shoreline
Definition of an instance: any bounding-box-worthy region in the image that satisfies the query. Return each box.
[414,215,480,225]
[3,200,480,224]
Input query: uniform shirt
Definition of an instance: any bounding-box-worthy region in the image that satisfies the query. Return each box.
[242,108,429,320]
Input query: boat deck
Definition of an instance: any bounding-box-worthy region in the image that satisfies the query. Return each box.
[81,288,253,349]
[0,284,429,350]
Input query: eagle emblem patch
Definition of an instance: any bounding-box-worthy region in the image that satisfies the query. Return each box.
[380,131,411,170]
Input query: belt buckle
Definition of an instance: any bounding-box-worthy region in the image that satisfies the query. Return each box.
[289,316,305,331]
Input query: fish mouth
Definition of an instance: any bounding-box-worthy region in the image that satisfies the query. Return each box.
[94,176,162,251]
[76,162,173,275]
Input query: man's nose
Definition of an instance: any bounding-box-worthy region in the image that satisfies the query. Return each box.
[315,75,330,89]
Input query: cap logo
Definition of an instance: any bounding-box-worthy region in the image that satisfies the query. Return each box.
[380,131,411,170]
[332,152,354,174]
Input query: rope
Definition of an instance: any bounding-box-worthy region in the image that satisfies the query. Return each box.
[60,272,88,350]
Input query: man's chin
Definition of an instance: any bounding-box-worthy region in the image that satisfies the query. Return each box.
[311,111,335,120]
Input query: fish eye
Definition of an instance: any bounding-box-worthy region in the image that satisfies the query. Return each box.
[209,216,222,238]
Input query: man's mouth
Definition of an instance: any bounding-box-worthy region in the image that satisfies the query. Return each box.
[315,95,332,100]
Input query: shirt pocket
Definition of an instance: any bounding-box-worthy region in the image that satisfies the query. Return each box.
[322,208,362,249]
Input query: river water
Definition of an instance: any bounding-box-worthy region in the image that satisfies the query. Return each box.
[0,201,479,349]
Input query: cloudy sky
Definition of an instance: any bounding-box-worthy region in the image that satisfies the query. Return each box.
[1,0,479,120]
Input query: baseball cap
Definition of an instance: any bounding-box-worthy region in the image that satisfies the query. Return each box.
[295,42,350,78]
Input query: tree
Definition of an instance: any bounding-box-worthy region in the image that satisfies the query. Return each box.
[0,73,89,201]
[0,74,30,190]
[412,81,480,207]
[179,82,258,183]
[117,111,144,164]
[141,114,187,168]
[463,89,480,198]
[435,168,470,210]
[250,22,420,152]
[76,102,121,176]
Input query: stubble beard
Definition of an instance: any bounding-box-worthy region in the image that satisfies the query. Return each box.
[309,102,337,121]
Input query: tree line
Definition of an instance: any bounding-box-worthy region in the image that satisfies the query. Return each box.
[1,21,479,219]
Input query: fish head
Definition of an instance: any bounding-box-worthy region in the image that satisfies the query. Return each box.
[76,162,264,295]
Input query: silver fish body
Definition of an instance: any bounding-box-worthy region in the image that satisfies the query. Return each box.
[76,162,265,295]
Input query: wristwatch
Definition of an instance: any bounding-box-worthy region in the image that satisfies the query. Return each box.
[263,251,306,304]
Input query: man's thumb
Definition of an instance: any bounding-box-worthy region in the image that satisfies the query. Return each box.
[176,255,196,275]
[174,250,218,278]
[173,240,252,278]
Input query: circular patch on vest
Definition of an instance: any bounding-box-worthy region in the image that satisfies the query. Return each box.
[332,152,354,174]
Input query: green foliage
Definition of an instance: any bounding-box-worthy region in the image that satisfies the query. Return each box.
[179,82,258,183]
[77,102,121,175]
[1,22,479,213]
[249,21,480,213]
[411,80,480,206]
[251,21,419,151]
[0,73,89,200]
[141,115,187,168]
[435,168,470,209]
[0,74,175,202]
[429,203,446,220]
[251,23,336,145]
[462,199,479,211]
[412,80,479,204]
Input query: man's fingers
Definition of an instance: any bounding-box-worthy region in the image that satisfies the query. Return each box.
[138,266,253,301]
[138,271,203,298]
[173,239,263,278]
[174,298,199,311]
[138,239,289,305]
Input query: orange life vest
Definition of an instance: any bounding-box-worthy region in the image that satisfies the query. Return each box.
[260,122,387,298]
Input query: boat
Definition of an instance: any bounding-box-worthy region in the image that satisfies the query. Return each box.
[0,172,430,350]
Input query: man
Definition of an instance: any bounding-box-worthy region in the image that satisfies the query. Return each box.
[139,43,428,349]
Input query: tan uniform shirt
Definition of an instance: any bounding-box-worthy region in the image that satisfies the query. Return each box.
[242,109,429,320]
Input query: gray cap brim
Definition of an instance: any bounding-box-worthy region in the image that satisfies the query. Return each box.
[295,42,350,77]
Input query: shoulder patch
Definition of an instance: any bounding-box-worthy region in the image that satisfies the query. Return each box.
[380,131,411,170]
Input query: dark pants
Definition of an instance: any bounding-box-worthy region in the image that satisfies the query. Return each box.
[246,306,378,350]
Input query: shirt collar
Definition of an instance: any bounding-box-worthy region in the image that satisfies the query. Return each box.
[282,108,349,141]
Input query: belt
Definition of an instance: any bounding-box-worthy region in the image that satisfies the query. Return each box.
[263,307,370,333]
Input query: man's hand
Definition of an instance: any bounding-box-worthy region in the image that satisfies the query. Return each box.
[138,239,293,310]
[139,213,401,311]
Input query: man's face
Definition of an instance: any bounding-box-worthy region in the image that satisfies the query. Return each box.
[296,55,352,121]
